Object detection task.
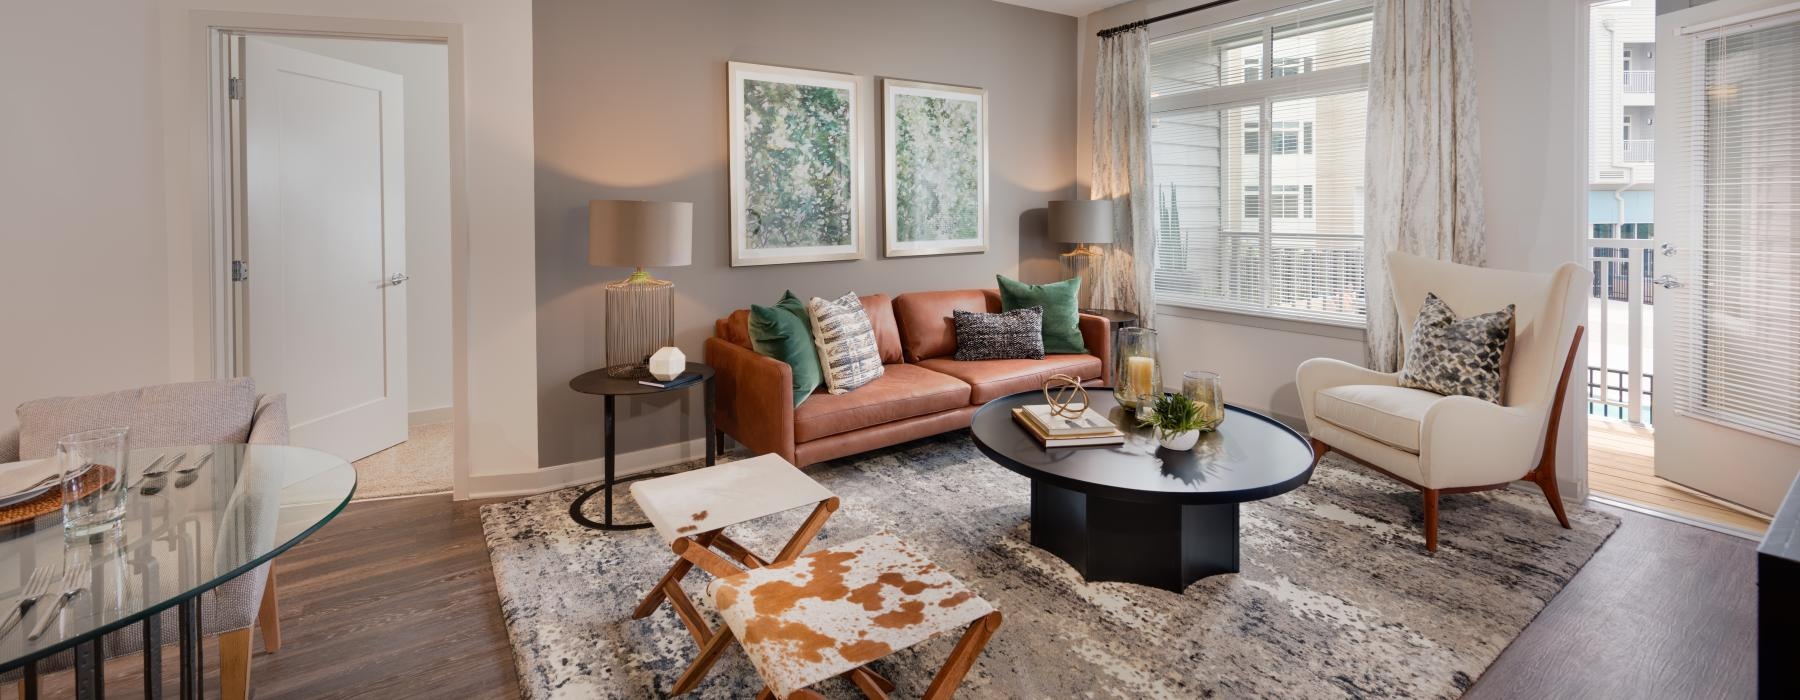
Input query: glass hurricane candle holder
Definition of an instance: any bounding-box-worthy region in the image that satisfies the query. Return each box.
[1182,370,1225,432]
[1113,326,1160,412]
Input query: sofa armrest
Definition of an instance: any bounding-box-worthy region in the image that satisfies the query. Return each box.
[705,337,797,465]
[1077,313,1114,385]
[248,394,290,446]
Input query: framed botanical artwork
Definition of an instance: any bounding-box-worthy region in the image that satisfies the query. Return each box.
[728,62,866,266]
[882,79,988,257]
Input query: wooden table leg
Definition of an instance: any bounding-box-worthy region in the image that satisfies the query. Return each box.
[923,611,1003,700]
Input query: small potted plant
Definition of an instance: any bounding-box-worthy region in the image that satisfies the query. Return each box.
[1140,392,1208,450]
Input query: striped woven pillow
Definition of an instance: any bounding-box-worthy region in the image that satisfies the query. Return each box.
[805,292,886,394]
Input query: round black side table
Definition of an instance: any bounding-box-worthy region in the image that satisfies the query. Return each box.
[568,362,715,531]
[1079,308,1140,329]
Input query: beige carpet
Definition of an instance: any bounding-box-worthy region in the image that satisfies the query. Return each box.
[352,421,453,499]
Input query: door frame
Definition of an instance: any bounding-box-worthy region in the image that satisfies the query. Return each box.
[189,11,470,494]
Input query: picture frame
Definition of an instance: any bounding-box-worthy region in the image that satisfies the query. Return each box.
[728,61,867,267]
[882,79,988,257]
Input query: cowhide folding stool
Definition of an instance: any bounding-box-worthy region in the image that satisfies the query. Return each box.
[696,532,1003,700]
[628,453,846,694]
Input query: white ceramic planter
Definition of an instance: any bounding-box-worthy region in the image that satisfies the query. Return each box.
[1158,430,1200,451]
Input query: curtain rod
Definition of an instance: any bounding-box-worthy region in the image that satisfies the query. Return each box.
[1096,0,1248,38]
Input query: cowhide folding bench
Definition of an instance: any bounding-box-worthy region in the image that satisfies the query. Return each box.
[629,453,841,694]
[696,532,1003,700]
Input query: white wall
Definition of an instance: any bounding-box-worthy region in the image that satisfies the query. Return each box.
[265,36,454,419]
[1075,0,1591,493]
[0,0,538,496]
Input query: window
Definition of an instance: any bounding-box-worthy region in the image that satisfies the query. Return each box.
[1242,121,1311,155]
[1149,0,1372,324]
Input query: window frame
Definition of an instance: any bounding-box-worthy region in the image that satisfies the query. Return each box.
[1147,2,1373,327]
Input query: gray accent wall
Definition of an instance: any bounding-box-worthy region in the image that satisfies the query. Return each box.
[533,0,1079,467]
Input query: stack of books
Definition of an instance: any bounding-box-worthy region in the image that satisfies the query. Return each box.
[1011,404,1125,448]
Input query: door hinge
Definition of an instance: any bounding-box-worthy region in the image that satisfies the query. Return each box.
[231,260,249,282]
[228,77,243,100]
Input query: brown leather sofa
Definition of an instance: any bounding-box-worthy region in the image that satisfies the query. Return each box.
[707,288,1114,467]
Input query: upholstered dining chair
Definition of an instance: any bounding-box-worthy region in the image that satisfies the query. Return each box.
[1,378,286,699]
[1297,252,1586,552]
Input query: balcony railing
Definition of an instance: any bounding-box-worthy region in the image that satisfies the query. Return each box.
[1623,70,1655,93]
[1622,139,1654,163]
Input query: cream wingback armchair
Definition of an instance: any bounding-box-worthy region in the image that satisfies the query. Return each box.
[1298,252,1586,552]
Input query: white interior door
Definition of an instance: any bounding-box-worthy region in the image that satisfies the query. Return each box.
[1652,0,1800,515]
[243,37,408,462]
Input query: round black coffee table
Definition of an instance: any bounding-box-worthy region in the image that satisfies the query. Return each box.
[970,388,1316,592]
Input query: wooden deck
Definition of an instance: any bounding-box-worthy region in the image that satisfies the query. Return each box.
[1587,417,1771,535]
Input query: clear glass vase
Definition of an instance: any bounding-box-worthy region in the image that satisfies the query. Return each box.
[1113,326,1160,411]
[1182,370,1226,431]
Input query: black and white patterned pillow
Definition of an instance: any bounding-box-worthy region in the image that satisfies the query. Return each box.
[953,307,1046,361]
[806,292,885,394]
[1399,293,1515,404]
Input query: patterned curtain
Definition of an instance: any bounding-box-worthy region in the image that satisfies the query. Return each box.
[1090,27,1155,325]
[1364,0,1486,371]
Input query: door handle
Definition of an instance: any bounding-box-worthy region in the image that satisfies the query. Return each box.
[1651,274,1683,289]
[387,273,409,287]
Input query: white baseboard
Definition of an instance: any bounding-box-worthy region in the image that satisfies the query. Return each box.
[462,436,709,500]
[409,406,454,426]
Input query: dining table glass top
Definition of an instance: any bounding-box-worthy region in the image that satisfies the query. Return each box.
[0,444,356,669]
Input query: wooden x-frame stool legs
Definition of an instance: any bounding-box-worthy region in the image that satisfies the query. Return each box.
[631,497,852,695]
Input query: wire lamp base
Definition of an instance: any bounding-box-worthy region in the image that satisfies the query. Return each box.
[605,271,674,379]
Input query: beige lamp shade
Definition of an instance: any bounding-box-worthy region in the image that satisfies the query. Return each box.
[1048,200,1113,245]
[588,200,694,268]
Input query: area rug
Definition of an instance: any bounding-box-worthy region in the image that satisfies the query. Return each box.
[480,432,1619,699]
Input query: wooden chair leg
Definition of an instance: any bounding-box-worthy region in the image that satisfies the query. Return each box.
[1532,465,1572,529]
[1308,438,1329,465]
[671,626,736,695]
[635,532,718,619]
[851,666,896,693]
[258,569,282,653]
[774,497,839,564]
[923,611,1003,700]
[756,688,776,700]
[220,627,254,700]
[1422,489,1440,553]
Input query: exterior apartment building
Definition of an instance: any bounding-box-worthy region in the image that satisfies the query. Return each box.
[1587,0,1658,421]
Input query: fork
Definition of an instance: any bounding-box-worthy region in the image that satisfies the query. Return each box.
[0,567,56,639]
[27,562,90,641]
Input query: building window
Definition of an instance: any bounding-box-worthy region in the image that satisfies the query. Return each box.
[1149,0,1372,324]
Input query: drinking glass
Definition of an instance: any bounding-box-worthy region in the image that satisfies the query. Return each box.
[57,427,130,536]
[1182,371,1226,432]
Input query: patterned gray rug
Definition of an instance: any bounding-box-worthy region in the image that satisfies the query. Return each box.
[480,432,1619,699]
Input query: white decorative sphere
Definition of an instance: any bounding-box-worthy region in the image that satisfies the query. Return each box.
[649,346,686,381]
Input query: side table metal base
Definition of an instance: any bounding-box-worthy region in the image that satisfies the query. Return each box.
[568,472,659,531]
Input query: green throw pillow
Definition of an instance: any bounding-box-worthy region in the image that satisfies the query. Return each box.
[749,291,822,407]
[996,275,1086,354]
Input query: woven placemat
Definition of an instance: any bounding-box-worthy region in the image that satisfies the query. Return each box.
[0,465,116,527]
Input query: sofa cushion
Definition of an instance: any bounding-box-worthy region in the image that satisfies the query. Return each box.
[996,275,1085,354]
[1314,384,1443,455]
[720,293,902,365]
[749,291,823,407]
[16,379,259,460]
[893,289,999,362]
[793,364,971,443]
[915,354,1102,404]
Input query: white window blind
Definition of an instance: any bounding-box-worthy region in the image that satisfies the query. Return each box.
[1149,0,1371,325]
[1676,14,1800,442]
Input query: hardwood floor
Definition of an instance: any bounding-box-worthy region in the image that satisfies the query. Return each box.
[9,493,1756,699]
[1588,416,1772,534]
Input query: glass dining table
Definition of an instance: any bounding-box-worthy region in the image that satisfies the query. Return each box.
[0,444,356,699]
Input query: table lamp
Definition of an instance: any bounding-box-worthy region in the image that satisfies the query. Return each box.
[1049,200,1113,258]
[589,200,693,378]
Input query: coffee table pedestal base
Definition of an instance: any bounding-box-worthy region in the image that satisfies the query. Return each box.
[1030,480,1240,593]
